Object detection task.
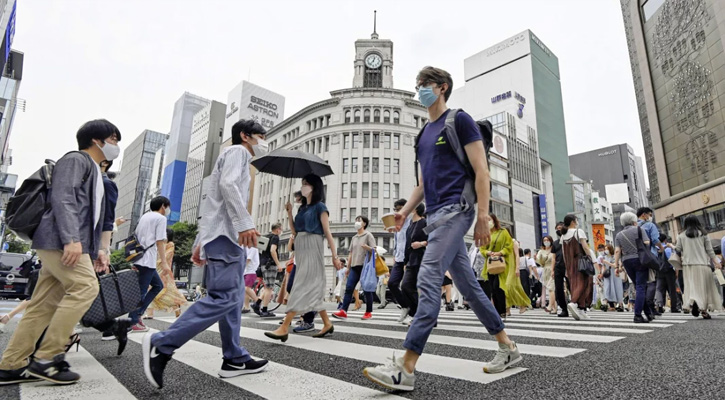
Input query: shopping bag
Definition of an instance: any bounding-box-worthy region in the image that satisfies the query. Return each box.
[375,254,389,276]
[360,250,378,292]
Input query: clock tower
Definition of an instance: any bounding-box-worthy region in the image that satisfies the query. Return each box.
[353,11,393,89]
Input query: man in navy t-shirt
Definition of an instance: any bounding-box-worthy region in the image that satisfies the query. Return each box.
[363,66,521,392]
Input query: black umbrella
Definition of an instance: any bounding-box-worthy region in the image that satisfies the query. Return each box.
[251,149,334,178]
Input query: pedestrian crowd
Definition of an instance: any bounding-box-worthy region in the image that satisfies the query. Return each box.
[0,66,723,394]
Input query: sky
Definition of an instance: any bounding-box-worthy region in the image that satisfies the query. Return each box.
[7,0,644,184]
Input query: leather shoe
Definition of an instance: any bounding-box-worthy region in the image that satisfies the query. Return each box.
[264,331,289,343]
[114,318,133,356]
[312,325,334,338]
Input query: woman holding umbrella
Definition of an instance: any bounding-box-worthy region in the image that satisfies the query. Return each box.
[265,174,342,341]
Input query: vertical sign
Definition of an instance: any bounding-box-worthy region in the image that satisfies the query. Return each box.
[539,194,548,236]
[592,224,606,249]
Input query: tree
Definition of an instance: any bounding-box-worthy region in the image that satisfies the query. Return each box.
[170,221,198,274]
[4,234,30,254]
[110,249,132,271]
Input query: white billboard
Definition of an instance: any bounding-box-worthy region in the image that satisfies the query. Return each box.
[605,183,631,205]
[223,81,285,142]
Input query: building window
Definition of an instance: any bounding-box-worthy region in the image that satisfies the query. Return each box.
[341,208,348,223]
[384,207,390,215]
[384,158,391,174]
[489,164,509,184]
[343,158,349,174]
[384,183,390,198]
[363,133,371,148]
[364,109,371,123]
[374,109,380,123]
[352,157,358,173]
[350,208,357,220]
[342,183,348,198]
[338,237,346,251]
[372,182,379,197]
[393,183,399,199]
[372,158,379,173]
[363,182,370,198]
[373,133,380,148]
[371,208,379,222]
[393,134,400,149]
[350,182,358,198]
[343,134,350,149]
[393,111,400,124]
[345,111,351,124]
[491,183,510,203]
[325,136,330,152]
[354,110,361,123]
[393,159,399,174]
[352,133,359,149]
[384,133,391,149]
[363,157,370,173]
[384,110,390,123]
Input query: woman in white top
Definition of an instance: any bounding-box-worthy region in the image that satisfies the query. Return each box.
[559,215,594,320]
[675,215,722,319]
[597,244,624,312]
[536,236,557,314]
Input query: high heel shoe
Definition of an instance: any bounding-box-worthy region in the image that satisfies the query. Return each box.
[312,325,334,338]
[264,331,289,343]
[65,333,81,353]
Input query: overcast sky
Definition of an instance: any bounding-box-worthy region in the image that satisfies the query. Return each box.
[8,0,644,184]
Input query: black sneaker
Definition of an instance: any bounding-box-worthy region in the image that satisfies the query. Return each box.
[143,332,172,389]
[259,311,276,318]
[218,358,269,378]
[633,315,649,323]
[0,367,42,385]
[250,302,262,316]
[27,354,80,385]
[101,330,115,341]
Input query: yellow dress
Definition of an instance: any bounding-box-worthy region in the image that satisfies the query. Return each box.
[150,242,187,312]
[479,229,531,308]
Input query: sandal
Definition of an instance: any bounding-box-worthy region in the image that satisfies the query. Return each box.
[701,311,712,319]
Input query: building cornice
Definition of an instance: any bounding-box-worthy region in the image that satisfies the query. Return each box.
[330,87,417,99]
[266,98,341,138]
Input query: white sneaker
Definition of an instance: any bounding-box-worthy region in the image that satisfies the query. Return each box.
[363,354,415,391]
[401,316,413,326]
[482,342,523,373]
[579,309,591,319]
[567,303,581,321]
[397,308,410,323]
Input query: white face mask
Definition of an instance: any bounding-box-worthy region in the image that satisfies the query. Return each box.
[646,216,653,223]
[251,137,269,157]
[605,250,611,256]
[543,241,551,247]
[488,220,494,229]
[355,221,363,230]
[97,141,121,161]
[300,185,312,198]
[164,207,171,217]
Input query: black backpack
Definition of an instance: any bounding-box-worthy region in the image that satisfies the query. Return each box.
[6,153,91,242]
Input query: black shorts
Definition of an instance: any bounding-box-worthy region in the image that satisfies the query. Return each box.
[442,276,453,287]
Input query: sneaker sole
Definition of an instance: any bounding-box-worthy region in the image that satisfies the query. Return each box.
[142,333,160,389]
[567,304,581,321]
[0,377,43,385]
[218,363,268,378]
[331,315,347,320]
[483,354,523,374]
[26,370,79,385]
[362,369,414,392]
[101,336,116,342]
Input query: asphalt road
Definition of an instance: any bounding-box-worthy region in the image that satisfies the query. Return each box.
[0,299,723,399]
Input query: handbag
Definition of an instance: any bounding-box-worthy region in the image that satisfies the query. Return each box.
[486,231,506,275]
[375,253,389,276]
[575,231,596,276]
[621,227,660,271]
[668,252,682,270]
[360,250,378,292]
[602,267,611,278]
[81,266,141,327]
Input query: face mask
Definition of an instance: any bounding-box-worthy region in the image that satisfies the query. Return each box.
[164,207,171,217]
[300,185,312,198]
[605,250,611,256]
[555,229,563,237]
[355,221,363,230]
[417,86,439,108]
[97,141,121,161]
[251,137,269,157]
[488,220,494,229]
[646,216,653,223]
[543,241,551,247]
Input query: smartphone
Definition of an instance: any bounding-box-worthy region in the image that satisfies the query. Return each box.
[257,235,270,254]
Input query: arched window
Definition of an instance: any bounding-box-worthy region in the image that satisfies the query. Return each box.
[374,109,381,123]
[354,109,361,123]
[364,109,371,123]
[393,111,400,124]
[345,110,351,123]
[383,110,390,123]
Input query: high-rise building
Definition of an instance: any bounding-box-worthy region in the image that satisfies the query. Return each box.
[449,30,573,229]
[222,80,285,143]
[113,130,168,249]
[621,0,725,239]
[180,100,226,224]
[161,92,209,225]
[0,49,22,174]
[569,144,649,212]
[249,25,429,291]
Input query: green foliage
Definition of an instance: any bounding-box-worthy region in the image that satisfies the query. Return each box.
[111,249,132,271]
[170,222,198,272]
[5,235,30,254]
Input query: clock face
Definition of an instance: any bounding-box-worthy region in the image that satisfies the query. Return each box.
[365,54,382,69]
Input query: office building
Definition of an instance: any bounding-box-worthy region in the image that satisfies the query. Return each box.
[180,100,226,223]
[0,49,22,174]
[223,80,285,144]
[112,130,168,249]
[621,0,725,239]
[569,144,649,212]
[161,92,209,225]
[569,175,615,246]
[450,30,573,230]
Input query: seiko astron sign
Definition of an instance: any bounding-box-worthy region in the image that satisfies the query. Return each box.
[223,81,285,142]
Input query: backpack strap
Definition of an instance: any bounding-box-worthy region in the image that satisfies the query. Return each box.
[443,109,477,209]
[413,124,427,187]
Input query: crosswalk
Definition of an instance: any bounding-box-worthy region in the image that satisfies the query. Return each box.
[1,303,711,400]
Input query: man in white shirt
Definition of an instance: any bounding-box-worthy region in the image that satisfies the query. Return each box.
[243,247,260,313]
[128,196,171,332]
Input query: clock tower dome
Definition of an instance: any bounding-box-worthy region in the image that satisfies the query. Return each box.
[353,11,393,89]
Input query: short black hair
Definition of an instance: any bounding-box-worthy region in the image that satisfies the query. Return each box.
[231,119,266,145]
[166,228,175,242]
[356,215,370,229]
[636,207,653,217]
[659,233,667,242]
[303,174,326,204]
[271,223,282,232]
[150,196,171,212]
[524,249,531,255]
[415,203,426,217]
[518,248,524,257]
[76,119,121,150]
[394,199,407,209]
[106,171,117,180]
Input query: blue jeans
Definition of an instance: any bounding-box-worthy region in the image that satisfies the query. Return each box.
[287,264,315,324]
[342,265,373,313]
[152,237,251,362]
[129,266,164,323]
[404,204,504,355]
[623,258,648,317]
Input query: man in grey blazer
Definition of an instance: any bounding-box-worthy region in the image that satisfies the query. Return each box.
[0,119,122,386]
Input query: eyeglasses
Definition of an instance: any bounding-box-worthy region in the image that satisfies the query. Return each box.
[415,81,438,92]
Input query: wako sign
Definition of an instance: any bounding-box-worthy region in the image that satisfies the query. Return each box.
[224,81,285,142]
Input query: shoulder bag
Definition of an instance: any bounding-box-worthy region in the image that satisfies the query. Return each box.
[621,227,660,271]
[575,231,596,276]
[486,231,506,275]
